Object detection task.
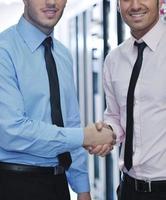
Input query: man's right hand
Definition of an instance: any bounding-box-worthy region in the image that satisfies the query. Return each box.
[83,122,116,147]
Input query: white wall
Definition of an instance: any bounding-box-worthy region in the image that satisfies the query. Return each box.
[57,0,103,45]
[0,2,23,32]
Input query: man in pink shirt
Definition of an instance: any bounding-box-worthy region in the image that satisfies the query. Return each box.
[103,0,166,199]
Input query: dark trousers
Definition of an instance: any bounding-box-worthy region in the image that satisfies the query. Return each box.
[0,171,70,200]
[117,175,166,200]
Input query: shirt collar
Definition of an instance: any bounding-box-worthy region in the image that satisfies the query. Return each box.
[16,16,54,52]
[131,19,166,52]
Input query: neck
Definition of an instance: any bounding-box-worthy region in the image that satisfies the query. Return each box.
[23,14,54,35]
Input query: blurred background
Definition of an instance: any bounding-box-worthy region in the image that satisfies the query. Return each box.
[0,0,166,199]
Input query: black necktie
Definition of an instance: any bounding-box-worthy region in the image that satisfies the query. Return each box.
[43,37,72,170]
[124,42,147,171]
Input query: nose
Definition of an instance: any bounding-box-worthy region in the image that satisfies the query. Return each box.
[130,0,141,10]
[46,0,56,5]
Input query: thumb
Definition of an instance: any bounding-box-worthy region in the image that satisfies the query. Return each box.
[95,121,104,131]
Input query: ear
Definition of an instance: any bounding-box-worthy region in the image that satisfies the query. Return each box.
[23,0,28,6]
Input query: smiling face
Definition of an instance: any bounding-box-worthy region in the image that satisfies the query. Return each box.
[23,0,67,35]
[119,0,161,39]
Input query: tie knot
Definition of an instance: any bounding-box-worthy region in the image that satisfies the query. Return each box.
[134,41,147,53]
[42,37,53,49]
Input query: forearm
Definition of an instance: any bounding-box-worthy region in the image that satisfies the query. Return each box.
[0,117,83,158]
[104,117,125,144]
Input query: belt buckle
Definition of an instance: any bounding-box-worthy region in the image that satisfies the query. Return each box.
[135,179,152,192]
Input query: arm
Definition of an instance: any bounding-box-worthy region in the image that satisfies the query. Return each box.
[103,54,125,144]
[0,48,114,159]
[64,100,91,194]
[0,47,84,158]
[83,54,125,156]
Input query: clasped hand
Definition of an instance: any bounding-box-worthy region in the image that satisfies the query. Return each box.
[84,122,116,156]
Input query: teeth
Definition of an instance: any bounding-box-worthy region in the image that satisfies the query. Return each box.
[130,13,145,17]
[132,14,143,16]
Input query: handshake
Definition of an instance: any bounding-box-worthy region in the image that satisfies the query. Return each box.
[83,122,116,156]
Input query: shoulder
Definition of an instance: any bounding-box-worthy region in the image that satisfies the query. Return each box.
[103,38,132,77]
[104,38,131,64]
[0,26,15,61]
[0,24,27,70]
[0,25,20,59]
[0,25,17,48]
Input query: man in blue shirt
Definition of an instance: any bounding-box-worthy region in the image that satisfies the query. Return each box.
[0,0,116,200]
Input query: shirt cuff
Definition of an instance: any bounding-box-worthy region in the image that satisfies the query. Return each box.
[104,121,125,144]
[65,127,84,149]
[69,173,90,193]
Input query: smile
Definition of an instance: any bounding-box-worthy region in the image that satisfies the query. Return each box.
[43,10,56,18]
[130,12,146,18]
[42,8,59,18]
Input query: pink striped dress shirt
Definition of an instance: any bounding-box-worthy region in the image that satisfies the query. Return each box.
[103,19,166,181]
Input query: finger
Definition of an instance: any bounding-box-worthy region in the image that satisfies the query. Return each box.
[95,121,104,131]
[84,144,97,151]
[84,146,93,151]
[96,144,112,156]
[100,146,114,157]
[89,145,103,154]
[101,144,115,156]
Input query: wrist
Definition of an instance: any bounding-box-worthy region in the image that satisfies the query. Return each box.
[77,192,91,200]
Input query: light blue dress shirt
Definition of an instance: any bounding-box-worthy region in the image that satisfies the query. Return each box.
[0,16,89,193]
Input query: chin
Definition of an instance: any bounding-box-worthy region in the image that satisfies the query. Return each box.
[41,20,56,28]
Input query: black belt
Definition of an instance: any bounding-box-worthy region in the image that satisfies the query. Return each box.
[123,173,166,193]
[0,162,65,175]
